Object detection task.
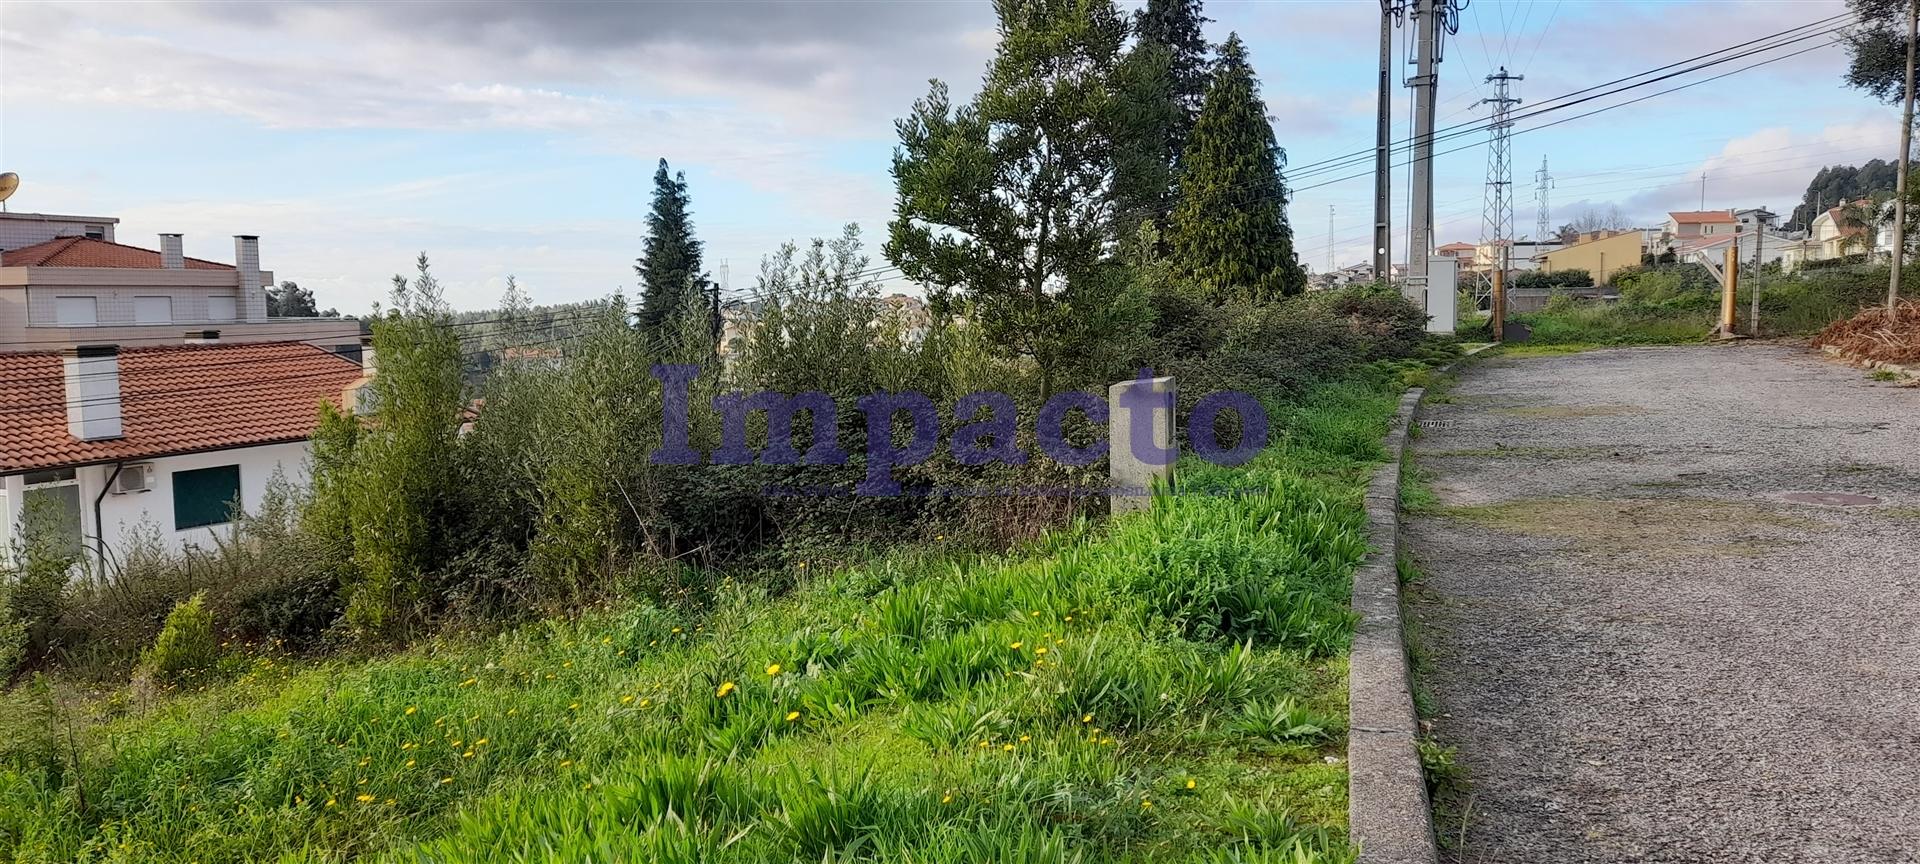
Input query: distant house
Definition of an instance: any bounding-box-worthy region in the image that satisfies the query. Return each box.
[1474,239,1561,272]
[0,342,367,568]
[1734,207,1779,233]
[1536,230,1642,285]
[1435,242,1477,261]
[0,212,360,354]
[1809,202,1872,261]
[1665,210,1737,239]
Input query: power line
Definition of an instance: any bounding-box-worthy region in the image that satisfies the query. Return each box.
[1288,30,1849,196]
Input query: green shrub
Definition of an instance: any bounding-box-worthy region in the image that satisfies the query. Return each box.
[134,591,218,686]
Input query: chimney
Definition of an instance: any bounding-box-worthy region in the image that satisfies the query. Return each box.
[64,345,124,441]
[234,235,266,322]
[160,234,184,269]
[359,335,377,375]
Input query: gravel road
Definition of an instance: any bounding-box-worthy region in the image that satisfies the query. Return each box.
[1404,343,1920,864]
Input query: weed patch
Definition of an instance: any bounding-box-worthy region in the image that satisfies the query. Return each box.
[0,375,1414,864]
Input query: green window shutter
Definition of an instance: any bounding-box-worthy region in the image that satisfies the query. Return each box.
[173,465,241,530]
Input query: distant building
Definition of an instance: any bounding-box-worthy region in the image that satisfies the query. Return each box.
[0,342,368,568]
[1664,210,1737,239]
[1536,230,1642,285]
[0,211,359,353]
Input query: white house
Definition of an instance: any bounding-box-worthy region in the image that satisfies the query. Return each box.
[0,215,360,353]
[0,341,367,568]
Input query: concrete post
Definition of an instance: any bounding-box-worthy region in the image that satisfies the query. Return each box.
[1108,375,1176,515]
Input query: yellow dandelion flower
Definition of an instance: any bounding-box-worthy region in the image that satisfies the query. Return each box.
[325,798,336,807]
[475,738,488,746]
[406,759,417,768]
[1082,714,1093,723]
[385,798,396,806]
[1141,798,1153,809]
[563,661,574,668]
[441,776,454,784]
[1009,641,1023,650]
[452,740,462,747]
[1001,743,1015,752]
[1185,778,1197,790]
[463,750,475,758]
[294,795,304,806]
[765,664,782,676]
[672,627,683,634]
[405,706,418,716]
[796,561,808,569]
[568,702,580,711]
[640,698,652,708]
[1020,735,1032,742]
[978,740,991,749]
[356,794,375,803]
[601,637,612,645]
[459,677,477,687]
[621,694,635,704]
[716,681,737,698]
[786,711,801,722]
[1064,615,1074,623]
[560,759,573,767]
[1030,610,1041,617]
[942,793,954,803]
[1035,647,1049,656]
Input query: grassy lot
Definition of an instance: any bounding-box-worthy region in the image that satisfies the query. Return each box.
[0,369,1422,864]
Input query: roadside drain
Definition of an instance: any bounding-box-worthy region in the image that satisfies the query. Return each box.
[1778,491,1883,507]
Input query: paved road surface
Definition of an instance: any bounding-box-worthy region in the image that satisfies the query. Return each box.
[1405,344,1920,863]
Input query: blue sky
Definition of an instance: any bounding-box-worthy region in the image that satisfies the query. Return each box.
[0,0,1895,312]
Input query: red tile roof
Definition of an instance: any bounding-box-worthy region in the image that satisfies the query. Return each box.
[0,342,362,474]
[1,236,233,269]
[1668,210,1736,225]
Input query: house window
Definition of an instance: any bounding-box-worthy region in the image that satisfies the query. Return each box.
[207,295,237,322]
[172,465,241,530]
[84,225,106,240]
[21,468,83,559]
[55,296,98,326]
[134,296,174,325]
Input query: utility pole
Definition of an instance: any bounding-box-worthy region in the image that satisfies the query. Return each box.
[1406,0,1441,301]
[1535,156,1553,244]
[1476,67,1523,310]
[1700,173,1707,210]
[1374,1,1401,283]
[1890,0,1917,313]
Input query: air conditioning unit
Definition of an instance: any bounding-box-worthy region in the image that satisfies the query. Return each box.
[113,463,155,495]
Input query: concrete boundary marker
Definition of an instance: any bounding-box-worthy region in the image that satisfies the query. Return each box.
[1348,344,1491,864]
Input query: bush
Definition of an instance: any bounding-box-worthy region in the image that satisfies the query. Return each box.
[133,592,218,687]
[1513,268,1591,291]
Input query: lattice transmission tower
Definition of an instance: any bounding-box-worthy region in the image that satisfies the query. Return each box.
[1472,67,1522,309]
[1535,156,1553,243]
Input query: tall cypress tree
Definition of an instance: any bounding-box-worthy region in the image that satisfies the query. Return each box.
[1134,0,1211,152]
[636,158,709,337]
[1113,0,1211,236]
[1166,34,1304,302]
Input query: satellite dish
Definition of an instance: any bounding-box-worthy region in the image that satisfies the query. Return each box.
[0,173,17,203]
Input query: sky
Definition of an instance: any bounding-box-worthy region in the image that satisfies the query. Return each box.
[0,0,1898,312]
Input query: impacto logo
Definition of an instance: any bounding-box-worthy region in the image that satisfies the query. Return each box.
[647,365,1269,496]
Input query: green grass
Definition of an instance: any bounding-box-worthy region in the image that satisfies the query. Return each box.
[0,374,1415,864]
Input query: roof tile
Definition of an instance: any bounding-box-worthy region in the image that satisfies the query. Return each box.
[1,237,234,269]
[0,342,361,474]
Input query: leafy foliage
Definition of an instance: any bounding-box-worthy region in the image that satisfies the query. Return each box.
[886,0,1135,397]
[1166,35,1305,303]
[1842,0,1918,104]
[134,592,218,687]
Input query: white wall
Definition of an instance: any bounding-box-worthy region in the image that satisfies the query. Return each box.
[74,441,312,562]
